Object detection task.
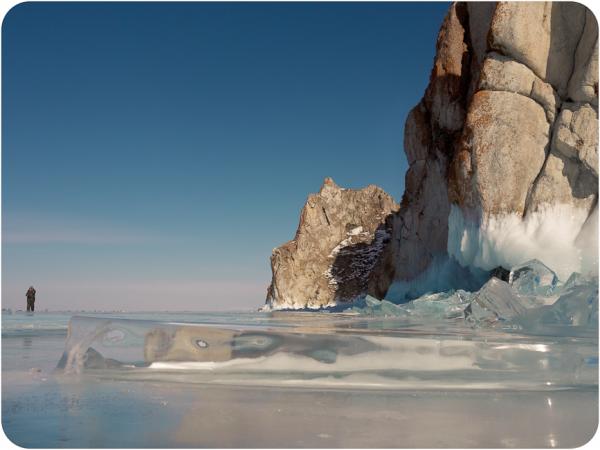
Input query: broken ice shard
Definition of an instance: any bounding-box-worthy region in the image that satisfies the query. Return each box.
[509,259,559,296]
[514,274,599,334]
[465,278,527,322]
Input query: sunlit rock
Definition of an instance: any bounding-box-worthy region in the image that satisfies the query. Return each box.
[265,178,399,309]
[400,1,598,288]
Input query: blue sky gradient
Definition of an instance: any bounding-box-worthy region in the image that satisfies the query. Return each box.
[2,2,449,311]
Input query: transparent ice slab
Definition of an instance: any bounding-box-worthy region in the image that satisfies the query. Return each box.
[509,259,559,296]
[56,314,597,391]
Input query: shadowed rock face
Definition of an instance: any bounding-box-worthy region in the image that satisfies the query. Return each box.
[265,178,399,309]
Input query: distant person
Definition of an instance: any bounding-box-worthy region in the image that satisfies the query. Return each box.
[26,286,36,312]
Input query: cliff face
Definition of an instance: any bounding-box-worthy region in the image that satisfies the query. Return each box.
[266,1,598,309]
[394,1,598,283]
[265,178,398,309]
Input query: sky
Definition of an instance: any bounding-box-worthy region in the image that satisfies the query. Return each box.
[2,1,449,311]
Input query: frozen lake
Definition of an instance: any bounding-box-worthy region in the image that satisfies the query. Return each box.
[2,310,597,447]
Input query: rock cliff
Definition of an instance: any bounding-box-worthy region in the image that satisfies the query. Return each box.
[266,1,598,309]
[399,1,598,283]
[265,178,398,309]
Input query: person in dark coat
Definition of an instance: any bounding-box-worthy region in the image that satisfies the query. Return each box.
[26,286,36,312]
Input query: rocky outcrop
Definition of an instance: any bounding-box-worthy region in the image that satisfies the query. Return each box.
[265,178,398,309]
[389,3,472,282]
[397,1,598,283]
[266,1,598,309]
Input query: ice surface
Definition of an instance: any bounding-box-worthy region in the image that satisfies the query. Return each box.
[3,370,597,448]
[3,307,597,447]
[3,257,597,448]
[0,312,70,337]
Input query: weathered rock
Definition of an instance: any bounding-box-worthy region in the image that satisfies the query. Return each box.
[391,3,471,281]
[526,149,597,214]
[488,2,587,97]
[265,178,399,309]
[568,8,599,106]
[478,52,537,95]
[524,100,598,215]
[478,52,560,122]
[393,155,450,280]
[552,102,599,176]
[423,2,470,133]
[466,2,496,67]
[451,90,550,215]
[398,1,597,285]
[532,78,561,123]
[403,102,431,165]
[488,2,551,80]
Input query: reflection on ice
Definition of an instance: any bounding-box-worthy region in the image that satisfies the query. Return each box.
[57,312,597,391]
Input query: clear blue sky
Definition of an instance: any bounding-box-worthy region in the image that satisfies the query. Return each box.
[2,1,449,311]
